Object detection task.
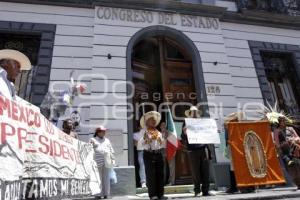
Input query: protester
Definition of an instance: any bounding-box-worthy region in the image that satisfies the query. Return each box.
[90,126,115,199]
[0,49,31,99]
[62,119,78,139]
[159,122,168,185]
[224,112,243,194]
[274,117,300,159]
[138,111,167,200]
[160,122,175,186]
[273,117,300,188]
[133,126,147,188]
[181,106,211,197]
[225,112,256,193]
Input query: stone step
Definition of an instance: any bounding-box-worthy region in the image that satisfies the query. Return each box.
[136,184,216,194]
[136,184,192,195]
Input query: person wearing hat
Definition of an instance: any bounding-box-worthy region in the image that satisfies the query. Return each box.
[90,126,115,199]
[0,49,31,99]
[138,111,167,200]
[181,106,212,197]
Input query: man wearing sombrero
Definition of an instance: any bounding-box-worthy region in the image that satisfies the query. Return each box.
[181,106,212,197]
[0,49,31,99]
[138,111,167,200]
[0,49,32,198]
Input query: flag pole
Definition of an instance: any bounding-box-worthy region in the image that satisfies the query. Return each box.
[142,102,146,128]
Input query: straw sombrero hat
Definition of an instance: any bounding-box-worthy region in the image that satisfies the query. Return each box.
[0,49,31,70]
[224,112,244,124]
[140,111,161,129]
[185,106,201,118]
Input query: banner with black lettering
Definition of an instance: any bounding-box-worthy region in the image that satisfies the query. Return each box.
[0,94,101,200]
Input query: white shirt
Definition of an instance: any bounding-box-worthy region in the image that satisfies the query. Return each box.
[138,128,164,151]
[0,67,15,99]
[133,131,144,151]
[90,137,114,166]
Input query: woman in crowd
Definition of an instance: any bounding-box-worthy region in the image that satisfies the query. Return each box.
[138,111,167,200]
[90,126,115,199]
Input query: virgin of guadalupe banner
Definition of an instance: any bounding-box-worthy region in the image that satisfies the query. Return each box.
[228,121,285,187]
[0,94,101,200]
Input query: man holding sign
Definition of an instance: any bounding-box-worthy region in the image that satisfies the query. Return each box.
[181,106,220,197]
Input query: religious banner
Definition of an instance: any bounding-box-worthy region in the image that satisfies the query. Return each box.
[185,118,220,144]
[0,94,101,200]
[228,121,285,187]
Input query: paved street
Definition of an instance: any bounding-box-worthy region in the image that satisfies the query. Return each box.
[106,187,300,200]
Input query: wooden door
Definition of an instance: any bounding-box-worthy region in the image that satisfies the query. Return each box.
[159,38,195,184]
[132,38,163,127]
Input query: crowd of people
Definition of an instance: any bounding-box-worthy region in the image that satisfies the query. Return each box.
[1,49,300,200]
[0,49,115,200]
[273,117,300,188]
[133,107,300,200]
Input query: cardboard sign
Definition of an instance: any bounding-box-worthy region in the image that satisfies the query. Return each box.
[0,94,101,199]
[185,118,220,144]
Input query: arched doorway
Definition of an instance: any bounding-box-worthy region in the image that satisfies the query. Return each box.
[126,26,208,186]
[132,37,196,116]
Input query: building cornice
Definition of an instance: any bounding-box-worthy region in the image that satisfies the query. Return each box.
[0,0,94,8]
[1,0,300,30]
[222,10,300,30]
[93,0,226,18]
[0,0,226,18]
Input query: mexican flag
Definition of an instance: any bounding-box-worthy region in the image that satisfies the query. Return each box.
[166,107,179,161]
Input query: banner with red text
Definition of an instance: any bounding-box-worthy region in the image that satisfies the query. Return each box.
[0,94,101,200]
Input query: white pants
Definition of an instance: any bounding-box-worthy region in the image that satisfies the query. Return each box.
[138,150,146,184]
[98,166,110,196]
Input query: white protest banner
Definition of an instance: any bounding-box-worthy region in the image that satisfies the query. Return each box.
[185,118,220,144]
[0,94,101,200]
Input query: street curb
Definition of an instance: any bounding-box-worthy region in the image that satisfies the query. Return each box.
[73,188,300,200]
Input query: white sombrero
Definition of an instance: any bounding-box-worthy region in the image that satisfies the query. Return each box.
[185,106,201,118]
[0,49,31,70]
[224,112,244,124]
[140,111,161,129]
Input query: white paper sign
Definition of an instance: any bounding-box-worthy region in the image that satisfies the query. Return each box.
[185,118,220,144]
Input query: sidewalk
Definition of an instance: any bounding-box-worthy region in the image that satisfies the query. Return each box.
[110,187,300,200]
